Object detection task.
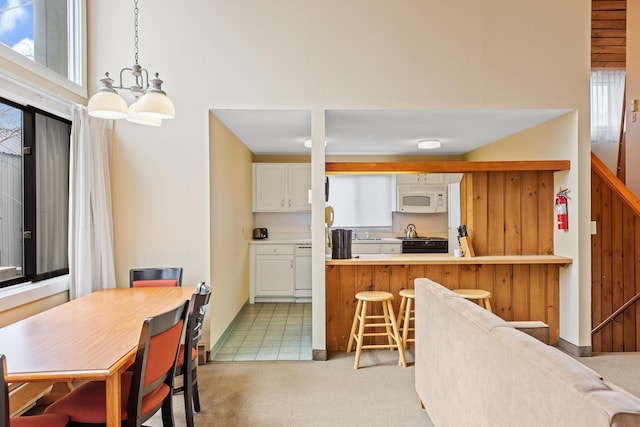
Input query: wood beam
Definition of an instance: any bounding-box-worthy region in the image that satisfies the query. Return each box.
[325,160,570,174]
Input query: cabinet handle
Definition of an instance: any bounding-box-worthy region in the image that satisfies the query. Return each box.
[281,199,285,207]
[288,198,291,207]
[291,260,293,268]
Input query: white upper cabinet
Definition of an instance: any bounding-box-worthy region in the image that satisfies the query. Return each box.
[395,173,463,185]
[287,164,312,211]
[395,173,445,185]
[253,163,311,212]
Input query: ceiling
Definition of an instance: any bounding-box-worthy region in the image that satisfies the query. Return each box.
[212,109,571,156]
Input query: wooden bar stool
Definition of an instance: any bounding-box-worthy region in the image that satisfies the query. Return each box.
[347,291,407,369]
[452,288,493,312]
[397,289,415,350]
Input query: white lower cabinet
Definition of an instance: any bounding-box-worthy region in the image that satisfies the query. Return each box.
[250,243,302,303]
[351,243,382,254]
[351,242,402,254]
[380,243,402,254]
[255,255,294,297]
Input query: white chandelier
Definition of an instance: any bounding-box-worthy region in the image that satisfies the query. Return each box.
[87,0,175,126]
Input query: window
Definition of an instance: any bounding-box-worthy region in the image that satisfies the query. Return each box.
[591,69,625,144]
[0,96,70,288]
[0,0,85,94]
[328,175,392,228]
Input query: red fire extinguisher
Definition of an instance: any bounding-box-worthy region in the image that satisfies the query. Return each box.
[555,187,570,230]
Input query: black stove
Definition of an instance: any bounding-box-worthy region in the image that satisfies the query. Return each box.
[399,237,448,254]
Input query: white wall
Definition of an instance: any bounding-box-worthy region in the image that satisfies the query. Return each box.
[87,0,591,350]
[627,2,640,193]
[591,143,619,174]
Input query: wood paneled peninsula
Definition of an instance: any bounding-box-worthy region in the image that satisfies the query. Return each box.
[325,254,572,351]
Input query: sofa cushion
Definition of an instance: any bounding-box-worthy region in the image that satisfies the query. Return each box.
[414,277,640,427]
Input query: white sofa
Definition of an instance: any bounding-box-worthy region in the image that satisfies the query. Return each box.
[415,278,640,427]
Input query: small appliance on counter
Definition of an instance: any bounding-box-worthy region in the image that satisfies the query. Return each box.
[331,228,352,259]
[253,228,268,239]
[405,224,418,238]
[399,236,448,253]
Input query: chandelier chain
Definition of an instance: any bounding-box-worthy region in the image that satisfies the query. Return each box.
[133,0,139,65]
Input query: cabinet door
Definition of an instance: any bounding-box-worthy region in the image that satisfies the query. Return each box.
[395,174,422,185]
[396,173,445,185]
[255,255,294,296]
[351,243,381,254]
[380,243,402,254]
[253,164,287,212]
[287,164,312,211]
[422,173,445,184]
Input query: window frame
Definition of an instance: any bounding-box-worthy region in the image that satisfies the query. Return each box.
[0,96,71,289]
[0,0,87,98]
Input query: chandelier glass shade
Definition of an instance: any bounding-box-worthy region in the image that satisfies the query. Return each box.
[87,0,175,125]
[126,101,162,126]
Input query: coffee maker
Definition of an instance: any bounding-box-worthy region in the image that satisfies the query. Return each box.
[331,229,352,259]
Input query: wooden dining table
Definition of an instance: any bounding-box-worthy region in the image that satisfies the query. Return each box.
[0,286,196,427]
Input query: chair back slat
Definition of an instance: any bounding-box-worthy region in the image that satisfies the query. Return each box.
[127,300,189,426]
[187,283,212,348]
[129,267,183,288]
[144,319,184,387]
[132,279,179,288]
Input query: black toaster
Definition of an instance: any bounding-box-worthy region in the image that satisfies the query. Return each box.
[253,228,268,239]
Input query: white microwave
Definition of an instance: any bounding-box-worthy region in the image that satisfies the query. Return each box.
[396,185,447,213]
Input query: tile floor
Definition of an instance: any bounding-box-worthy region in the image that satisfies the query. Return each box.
[212,302,312,361]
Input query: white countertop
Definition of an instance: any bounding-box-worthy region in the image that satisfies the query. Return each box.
[250,238,312,244]
[351,237,402,243]
[325,253,573,266]
[250,237,403,245]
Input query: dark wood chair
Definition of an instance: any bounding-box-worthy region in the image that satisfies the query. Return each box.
[129,267,183,288]
[1,355,70,427]
[174,282,211,427]
[43,300,190,427]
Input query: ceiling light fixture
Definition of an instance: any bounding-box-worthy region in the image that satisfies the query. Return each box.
[417,139,441,150]
[87,0,175,125]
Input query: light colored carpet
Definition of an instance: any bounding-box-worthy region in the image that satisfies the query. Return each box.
[143,350,640,427]
[574,352,640,398]
[147,349,434,427]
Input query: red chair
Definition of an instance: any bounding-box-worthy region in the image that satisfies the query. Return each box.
[1,355,69,427]
[129,267,183,288]
[175,282,211,427]
[43,300,189,427]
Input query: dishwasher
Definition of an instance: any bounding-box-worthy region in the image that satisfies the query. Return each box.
[294,244,312,302]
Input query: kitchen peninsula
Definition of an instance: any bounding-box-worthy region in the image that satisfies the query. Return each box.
[325,253,572,350]
[324,161,573,352]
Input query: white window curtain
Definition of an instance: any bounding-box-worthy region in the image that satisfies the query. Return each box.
[68,106,116,299]
[36,114,70,273]
[591,69,625,144]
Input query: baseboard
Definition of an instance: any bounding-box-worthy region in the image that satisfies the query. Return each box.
[558,337,592,357]
[209,299,249,361]
[312,350,328,361]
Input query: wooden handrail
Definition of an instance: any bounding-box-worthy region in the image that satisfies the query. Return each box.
[616,81,626,181]
[591,152,640,218]
[592,291,640,335]
[326,160,570,174]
